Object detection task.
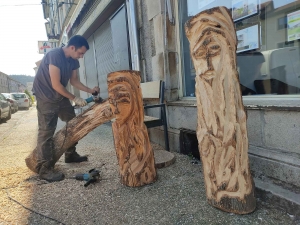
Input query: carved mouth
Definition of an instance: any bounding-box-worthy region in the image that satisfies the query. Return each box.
[201,71,215,79]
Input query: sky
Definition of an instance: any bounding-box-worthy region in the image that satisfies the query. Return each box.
[0,0,48,76]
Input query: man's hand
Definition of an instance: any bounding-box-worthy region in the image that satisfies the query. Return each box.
[92,86,100,94]
[73,97,87,107]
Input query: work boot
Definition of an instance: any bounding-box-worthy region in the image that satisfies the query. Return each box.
[65,151,88,163]
[39,165,65,182]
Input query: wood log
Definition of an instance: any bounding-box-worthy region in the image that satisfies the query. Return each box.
[185,7,256,214]
[107,70,157,187]
[25,100,114,173]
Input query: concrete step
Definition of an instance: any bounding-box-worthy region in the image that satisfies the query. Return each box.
[254,177,300,218]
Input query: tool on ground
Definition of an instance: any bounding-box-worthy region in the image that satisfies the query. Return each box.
[74,168,100,187]
[85,91,103,104]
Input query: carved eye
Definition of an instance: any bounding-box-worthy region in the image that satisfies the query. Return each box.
[209,44,221,55]
[193,47,206,59]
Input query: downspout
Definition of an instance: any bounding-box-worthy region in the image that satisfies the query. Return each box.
[164,0,170,99]
[126,0,140,71]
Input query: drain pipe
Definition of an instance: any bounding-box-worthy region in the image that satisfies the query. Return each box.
[164,0,170,100]
[126,0,140,71]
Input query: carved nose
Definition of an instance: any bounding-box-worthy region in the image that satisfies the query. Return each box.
[206,56,214,71]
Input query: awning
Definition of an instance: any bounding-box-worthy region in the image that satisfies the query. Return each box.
[66,0,86,34]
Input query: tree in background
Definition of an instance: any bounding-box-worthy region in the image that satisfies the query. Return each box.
[24,89,34,103]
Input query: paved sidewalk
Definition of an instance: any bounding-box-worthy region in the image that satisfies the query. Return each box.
[0,107,299,225]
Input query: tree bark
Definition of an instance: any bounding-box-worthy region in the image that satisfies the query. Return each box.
[25,100,114,173]
[107,70,157,187]
[185,7,256,214]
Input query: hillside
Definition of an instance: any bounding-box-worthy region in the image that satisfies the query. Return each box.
[9,75,35,86]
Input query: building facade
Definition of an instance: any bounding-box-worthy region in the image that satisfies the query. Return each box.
[43,0,300,208]
[0,71,26,93]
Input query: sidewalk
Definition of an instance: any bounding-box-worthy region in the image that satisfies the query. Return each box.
[0,107,299,225]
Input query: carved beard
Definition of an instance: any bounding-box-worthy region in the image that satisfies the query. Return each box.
[112,120,155,186]
[193,36,251,202]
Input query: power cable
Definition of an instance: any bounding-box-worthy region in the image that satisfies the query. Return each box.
[5,189,66,225]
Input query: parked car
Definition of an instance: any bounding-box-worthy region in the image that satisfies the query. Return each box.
[2,93,18,113]
[0,93,11,122]
[11,93,30,110]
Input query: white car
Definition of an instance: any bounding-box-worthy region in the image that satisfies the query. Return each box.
[11,93,30,110]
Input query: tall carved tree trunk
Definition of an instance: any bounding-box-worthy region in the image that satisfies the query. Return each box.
[107,70,157,187]
[185,7,256,214]
[25,100,114,173]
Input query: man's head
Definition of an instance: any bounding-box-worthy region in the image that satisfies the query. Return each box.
[66,35,89,59]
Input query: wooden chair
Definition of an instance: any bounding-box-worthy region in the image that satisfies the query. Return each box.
[141,80,170,151]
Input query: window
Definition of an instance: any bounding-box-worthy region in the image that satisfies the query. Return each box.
[179,0,300,96]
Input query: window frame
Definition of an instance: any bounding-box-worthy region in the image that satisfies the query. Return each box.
[176,0,300,104]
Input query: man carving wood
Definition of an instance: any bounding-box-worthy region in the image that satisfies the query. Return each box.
[185,7,256,214]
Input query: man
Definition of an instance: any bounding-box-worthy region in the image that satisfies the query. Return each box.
[33,35,100,182]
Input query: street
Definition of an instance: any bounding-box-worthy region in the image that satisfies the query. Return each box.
[0,108,36,141]
[0,106,299,225]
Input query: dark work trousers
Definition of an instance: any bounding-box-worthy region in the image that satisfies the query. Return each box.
[36,97,77,172]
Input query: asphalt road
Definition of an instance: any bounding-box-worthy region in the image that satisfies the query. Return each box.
[0,107,34,141]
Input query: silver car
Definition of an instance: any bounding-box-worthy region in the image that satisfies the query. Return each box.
[2,93,18,113]
[11,93,30,110]
[0,93,11,122]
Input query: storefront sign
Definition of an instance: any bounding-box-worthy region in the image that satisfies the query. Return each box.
[287,10,300,42]
[236,24,259,53]
[38,41,52,54]
[232,0,258,22]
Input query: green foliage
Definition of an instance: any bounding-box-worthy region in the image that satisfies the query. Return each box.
[24,89,34,103]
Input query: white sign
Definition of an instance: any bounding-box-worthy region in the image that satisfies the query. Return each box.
[232,0,258,22]
[236,24,260,53]
[287,10,300,42]
[38,41,52,54]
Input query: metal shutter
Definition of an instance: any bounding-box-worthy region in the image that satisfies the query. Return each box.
[93,20,115,99]
[84,36,98,92]
[110,5,130,71]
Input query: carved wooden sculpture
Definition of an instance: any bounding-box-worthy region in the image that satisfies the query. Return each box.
[185,7,256,214]
[25,100,114,173]
[107,70,157,187]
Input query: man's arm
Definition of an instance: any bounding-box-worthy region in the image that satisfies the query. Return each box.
[70,70,100,94]
[49,64,75,100]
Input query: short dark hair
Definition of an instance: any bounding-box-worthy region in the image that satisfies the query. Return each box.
[67,35,89,50]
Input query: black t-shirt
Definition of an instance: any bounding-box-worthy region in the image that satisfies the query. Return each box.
[33,47,80,103]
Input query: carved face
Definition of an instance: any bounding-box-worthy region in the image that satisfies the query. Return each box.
[108,83,133,124]
[191,30,223,79]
